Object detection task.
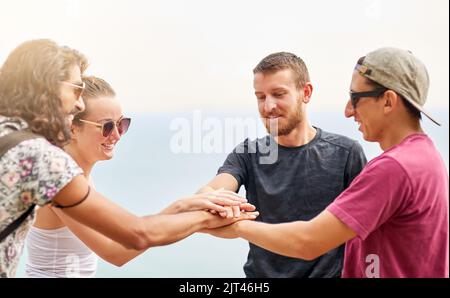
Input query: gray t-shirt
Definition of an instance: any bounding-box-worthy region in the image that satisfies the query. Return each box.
[218,127,367,278]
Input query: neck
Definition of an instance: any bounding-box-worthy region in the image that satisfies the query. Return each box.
[275,118,317,147]
[64,144,94,178]
[379,118,424,151]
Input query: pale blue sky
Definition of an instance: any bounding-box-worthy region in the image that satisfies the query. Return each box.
[1,0,448,113]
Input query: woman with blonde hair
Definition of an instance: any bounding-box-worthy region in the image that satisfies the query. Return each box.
[26,76,136,277]
[0,39,257,278]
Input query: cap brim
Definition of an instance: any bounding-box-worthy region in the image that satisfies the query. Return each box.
[404,97,441,126]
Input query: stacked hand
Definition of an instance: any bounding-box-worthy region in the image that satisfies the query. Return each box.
[203,210,258,230]
[160,188,259,234]
[161,188,256,217]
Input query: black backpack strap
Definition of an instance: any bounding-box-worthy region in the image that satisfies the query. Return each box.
[0,205,36,242]
[0,130,43,242]
[0,130,42,157]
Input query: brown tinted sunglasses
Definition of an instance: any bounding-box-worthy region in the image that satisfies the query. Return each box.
[78,117,131,137]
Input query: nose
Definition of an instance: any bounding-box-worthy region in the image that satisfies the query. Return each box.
[344,99,355,118]
[75,96,86,113]
[109,124,121,142]
[264,97,277,114]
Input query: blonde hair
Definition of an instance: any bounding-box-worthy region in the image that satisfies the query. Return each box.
[73,76,116,123]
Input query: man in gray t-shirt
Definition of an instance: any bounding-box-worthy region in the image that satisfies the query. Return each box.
[198,52,367,277]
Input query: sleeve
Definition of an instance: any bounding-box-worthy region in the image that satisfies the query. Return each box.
[217,139,250,189]
[327,156,412,240]
[343,141,367,188]
[20,139,83,206]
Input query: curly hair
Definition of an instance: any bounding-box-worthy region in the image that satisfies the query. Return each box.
[0,39,89,147]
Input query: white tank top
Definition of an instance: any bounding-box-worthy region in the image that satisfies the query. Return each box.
[25,226,98,278]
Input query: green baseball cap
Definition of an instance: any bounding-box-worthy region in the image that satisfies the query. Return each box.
[355,47,440,126]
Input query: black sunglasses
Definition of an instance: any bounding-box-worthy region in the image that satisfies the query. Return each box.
[349,88,387,108]
[78,117,131,137]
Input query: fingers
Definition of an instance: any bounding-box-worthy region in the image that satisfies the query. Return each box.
[217,206,233,218]
[204,201,227,213]
[210,203,256,218]
[235,211,259,221]
[183,190,252,216]
[206,210,260,229]
[210,199,255,215]
[224,207,258,220]
[239,203,256,212]
[226,206,233,218]
[186,195,235,213]
[212,190,247,203]
[202,193,248,212]
[232,205,241,218]
[221,211,260,226]
[205,195,242,206]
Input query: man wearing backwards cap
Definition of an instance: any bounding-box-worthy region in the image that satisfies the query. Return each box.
[204,47,449,278]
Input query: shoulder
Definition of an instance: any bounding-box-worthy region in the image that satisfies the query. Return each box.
[7,137,71,163]
[2,137,82,191]
[318,128,362,152]
[233,136,271,153]
[377,135,436,178]
[364,154,408,178]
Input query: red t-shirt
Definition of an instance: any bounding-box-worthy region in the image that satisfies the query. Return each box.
[328,134,449,278]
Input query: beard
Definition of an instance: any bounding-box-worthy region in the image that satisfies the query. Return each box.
[262,101,303,137]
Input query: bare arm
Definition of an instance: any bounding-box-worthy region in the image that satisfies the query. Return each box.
[52,207,145,267]
[204,210,357,261]
[52,175,257,250]
[197,173,240,194]
[195,173,243,217]
[159,188,254,216]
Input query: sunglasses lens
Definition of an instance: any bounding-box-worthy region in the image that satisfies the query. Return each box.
[103,121,115,137]
[78,88,84,100]
[73,83,85,100]
[118,118,131,135]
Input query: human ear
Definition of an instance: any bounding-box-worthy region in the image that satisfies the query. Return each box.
[302,82,313,103]
[70,124,81,141]
[383,90,399,114]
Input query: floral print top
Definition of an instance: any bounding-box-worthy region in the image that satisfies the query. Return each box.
[0,115,82,277]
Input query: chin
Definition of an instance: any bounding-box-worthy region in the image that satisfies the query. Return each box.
[362,133,376,143]
[265,124,294,137]
[100,152,114,160]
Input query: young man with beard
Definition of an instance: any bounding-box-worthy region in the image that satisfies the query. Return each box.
[203,48,449,278]
[198,52,367,277]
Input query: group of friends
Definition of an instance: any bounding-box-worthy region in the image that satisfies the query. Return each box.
[0,39,448,278]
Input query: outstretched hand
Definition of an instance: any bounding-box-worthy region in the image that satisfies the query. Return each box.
[204,211,259,231]
[161,189,255,216]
